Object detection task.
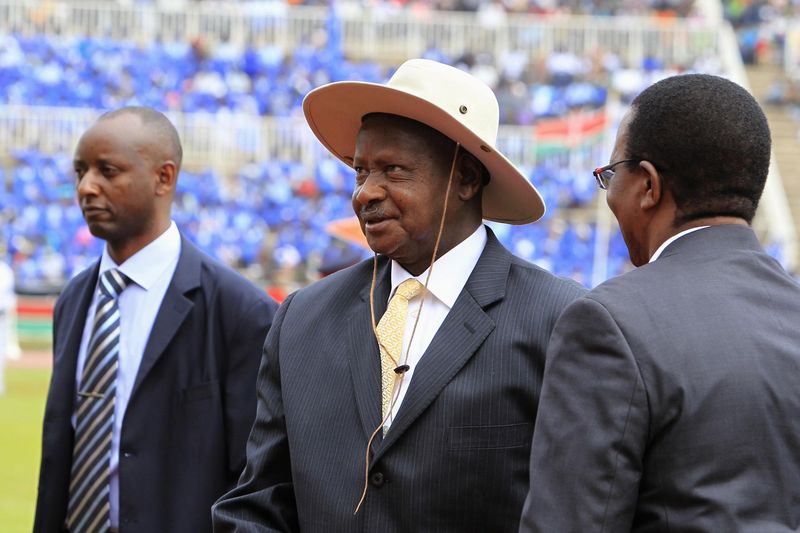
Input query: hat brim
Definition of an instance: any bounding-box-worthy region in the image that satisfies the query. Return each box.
[303,82,545,224]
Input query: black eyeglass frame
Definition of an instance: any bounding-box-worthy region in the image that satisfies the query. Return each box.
[593,159,639,190]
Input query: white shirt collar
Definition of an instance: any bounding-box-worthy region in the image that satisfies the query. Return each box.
[389,224,487,308]
[649,225,709,263]
[98,221,182,290]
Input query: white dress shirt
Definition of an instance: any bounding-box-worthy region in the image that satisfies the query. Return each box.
[383,224,487,430]
[73,221,181,528]
[649,226,710,263]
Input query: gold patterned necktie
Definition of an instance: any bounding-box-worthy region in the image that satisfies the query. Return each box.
[376,278,424,424]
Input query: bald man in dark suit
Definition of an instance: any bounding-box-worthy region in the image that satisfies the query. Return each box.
[34,107,276,533]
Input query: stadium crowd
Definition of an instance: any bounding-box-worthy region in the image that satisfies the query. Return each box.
[0,30,703,122]
[1,9,691,293]
[239,0,697,17]
[3,0,789,297]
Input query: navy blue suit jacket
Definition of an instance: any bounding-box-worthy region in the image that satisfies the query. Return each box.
[34,236,277,533]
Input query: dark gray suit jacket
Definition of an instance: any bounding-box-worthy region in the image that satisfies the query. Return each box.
[34,236,277,533]
[521,224,800,532]
[212,228,585,532]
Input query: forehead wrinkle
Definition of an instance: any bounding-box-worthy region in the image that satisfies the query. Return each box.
[79,118,138,162]
[356,129,419,164]
[358,126,445,173]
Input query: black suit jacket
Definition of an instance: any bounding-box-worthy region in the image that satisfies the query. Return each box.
[34,236,277,533]
[212,228,586,532]
[521,225,800,532]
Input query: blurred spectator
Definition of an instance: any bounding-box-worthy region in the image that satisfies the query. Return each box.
[0,254,14,395]
[724,0,799,66]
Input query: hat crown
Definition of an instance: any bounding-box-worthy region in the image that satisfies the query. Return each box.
[386,59,500,147]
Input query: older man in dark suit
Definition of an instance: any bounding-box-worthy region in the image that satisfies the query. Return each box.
[212,59,585,532]
[520,74,800,531]
[34,107,277,533]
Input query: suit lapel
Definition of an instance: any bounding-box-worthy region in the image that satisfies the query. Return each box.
[348,257,391,440]
[372,230,511,461]
[131,237,200,395]
[53,264,100,411]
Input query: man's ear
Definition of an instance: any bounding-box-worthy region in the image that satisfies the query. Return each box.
[455,152,483,202]
[155,161,178,196]
[639,160,662,211]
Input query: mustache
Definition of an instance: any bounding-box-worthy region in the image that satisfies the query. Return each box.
[358,204,387,220]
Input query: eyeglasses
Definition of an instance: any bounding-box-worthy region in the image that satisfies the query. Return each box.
[593,159,638,190]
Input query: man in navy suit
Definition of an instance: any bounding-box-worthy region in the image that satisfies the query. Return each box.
[34,106,277,532]
[521,74,800,531]
[213,59,585,532]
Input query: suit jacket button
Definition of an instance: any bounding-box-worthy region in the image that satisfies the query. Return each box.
[370,472,385,487]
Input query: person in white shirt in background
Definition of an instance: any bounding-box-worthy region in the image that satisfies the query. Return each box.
[0,254,16,395]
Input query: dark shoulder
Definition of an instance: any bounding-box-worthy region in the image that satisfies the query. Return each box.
[574,261,690,335]
[289,257,376,305]
[55,261,98,308]
[482,226,586,306]
[187,241,276,309]
[585,260,664,311]
[490,253,588,341]
[508,254,588,306]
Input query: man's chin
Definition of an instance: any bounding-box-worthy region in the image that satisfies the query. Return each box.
[85,222,114,241]
[364,236,396,257]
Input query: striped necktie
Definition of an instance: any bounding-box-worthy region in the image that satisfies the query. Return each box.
[376,278,424,425]
[67,268,131,533]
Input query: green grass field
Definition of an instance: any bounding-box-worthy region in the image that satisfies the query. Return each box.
[0,366,51,532]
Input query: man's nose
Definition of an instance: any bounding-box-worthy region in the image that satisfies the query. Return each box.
[76,170,100,198]
[353,172,386,206]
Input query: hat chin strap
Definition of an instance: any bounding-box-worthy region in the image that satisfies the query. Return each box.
[355,142,460,515]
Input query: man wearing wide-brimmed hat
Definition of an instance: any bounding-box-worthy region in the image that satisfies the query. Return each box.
[213,59,585,532]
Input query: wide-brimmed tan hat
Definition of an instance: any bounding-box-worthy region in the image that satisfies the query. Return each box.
[302,58,545,224]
